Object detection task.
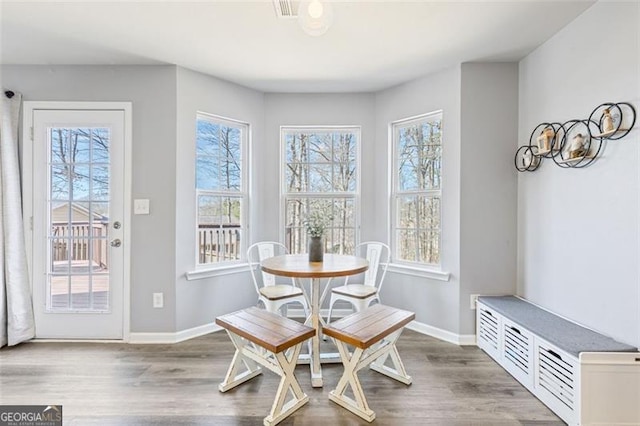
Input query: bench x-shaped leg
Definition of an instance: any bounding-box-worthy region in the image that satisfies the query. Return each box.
[219,331,263,392]
[218,330,309,426]
[369,330,412,385]
[264,346,308,426]
[329,329,411,422]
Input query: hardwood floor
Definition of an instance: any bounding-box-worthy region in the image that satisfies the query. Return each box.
[0,330,563,425]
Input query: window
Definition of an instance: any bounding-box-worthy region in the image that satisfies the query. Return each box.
[196,113,248,266]
[282,127,359,255]
[391,111,442,266]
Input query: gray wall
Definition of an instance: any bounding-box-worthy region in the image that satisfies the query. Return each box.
[375,66,463,333]
[460,63,519,334]
[518,1,640,346]
[174,67,265,331]
[374,64,519,336]
[3,65,179,332]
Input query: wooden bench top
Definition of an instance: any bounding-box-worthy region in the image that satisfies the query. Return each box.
[216,307,315,353]
[323,304,415,349]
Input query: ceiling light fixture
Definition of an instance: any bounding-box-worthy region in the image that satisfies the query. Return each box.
[298,0,333,36]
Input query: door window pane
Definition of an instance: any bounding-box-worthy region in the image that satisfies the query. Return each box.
[51,166,70,200]
[71,165,91,200]
[73,129,91,163]
[92,166,110,200]
[92,128,110,163]
[47,126,111,312]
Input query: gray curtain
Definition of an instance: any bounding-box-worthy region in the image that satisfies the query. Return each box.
[1,90,35,348]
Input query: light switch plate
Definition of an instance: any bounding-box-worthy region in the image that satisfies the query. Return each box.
[134,199,150,215]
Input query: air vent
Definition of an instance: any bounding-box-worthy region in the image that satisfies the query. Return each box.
[504,324,529,375]
[538,344,575,411]
[273,0,298,18]
[478,307,499,350]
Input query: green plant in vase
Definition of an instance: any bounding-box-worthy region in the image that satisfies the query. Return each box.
[304,210,331,262]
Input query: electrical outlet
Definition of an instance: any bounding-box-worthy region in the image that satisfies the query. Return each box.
[470,294,480,310]
[153,292,164,308]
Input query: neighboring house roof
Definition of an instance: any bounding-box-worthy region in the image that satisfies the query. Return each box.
[51,202,108,223]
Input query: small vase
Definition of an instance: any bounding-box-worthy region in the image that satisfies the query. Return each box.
[308,236,324,262]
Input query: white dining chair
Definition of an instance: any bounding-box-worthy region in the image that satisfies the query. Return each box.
[326,241,390,324]
[247,241,309,318]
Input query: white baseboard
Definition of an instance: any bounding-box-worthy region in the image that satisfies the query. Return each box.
[129,322,222,344]
[406,320,476,346]
[128,313,477,347]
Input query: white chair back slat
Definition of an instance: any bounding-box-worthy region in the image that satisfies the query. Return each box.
[258,243,277,287]
[248,241,290,291]
[363,244,382,287]
[327,241,390,326]
[344,241,390,291]
[246,241,309,318]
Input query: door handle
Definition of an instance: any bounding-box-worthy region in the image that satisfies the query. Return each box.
[110,239,122,248]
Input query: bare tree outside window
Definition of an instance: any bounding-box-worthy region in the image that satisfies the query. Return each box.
[282,128,358,255]
[196,114,247,265]
[393,112,442,265]
[50,127,110,204]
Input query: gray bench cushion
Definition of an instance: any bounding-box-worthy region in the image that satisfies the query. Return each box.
[478,296,637,357]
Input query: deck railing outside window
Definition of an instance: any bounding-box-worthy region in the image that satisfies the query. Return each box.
[198,224,241,264]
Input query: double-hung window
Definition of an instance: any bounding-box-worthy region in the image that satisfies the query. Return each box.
[282,127,359,255]
[391,111,442,266]
[195,113,248,266]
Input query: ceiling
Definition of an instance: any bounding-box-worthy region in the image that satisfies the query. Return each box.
[1,0,594,93]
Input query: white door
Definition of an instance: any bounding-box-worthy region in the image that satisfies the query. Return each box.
[25,104,130,339]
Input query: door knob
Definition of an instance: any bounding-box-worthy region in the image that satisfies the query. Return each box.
[110,239,122,248]
[113,221,121,229]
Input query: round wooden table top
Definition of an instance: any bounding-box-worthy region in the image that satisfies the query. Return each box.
[261,253,369,279]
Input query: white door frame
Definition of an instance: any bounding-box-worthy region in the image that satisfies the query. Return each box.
[22,101,132,341]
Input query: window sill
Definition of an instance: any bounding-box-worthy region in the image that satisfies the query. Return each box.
[185,263,249,281]
[387,263,450,282]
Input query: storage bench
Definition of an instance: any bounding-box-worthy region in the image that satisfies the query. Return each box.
[477,296,639,426]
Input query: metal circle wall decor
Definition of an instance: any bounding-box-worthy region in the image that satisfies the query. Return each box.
[588,102,636,140]
[514,145,541,172]
[552,119,602,169]
[515,101,636,172]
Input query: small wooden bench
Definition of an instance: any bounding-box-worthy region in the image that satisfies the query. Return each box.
[216,307,315,426]
[323,304,415,422]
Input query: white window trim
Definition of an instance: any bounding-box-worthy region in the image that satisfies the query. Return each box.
[389,110,443,268]
[387,263,450,282]
[185,263,250,281]
[193,112,250,269]
[279,125,361,249]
